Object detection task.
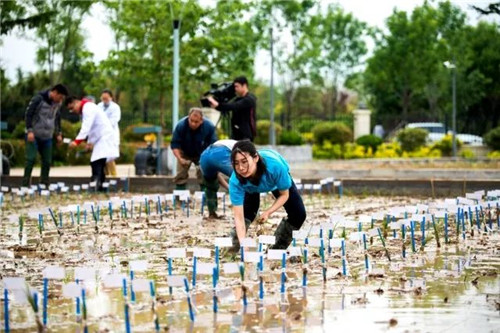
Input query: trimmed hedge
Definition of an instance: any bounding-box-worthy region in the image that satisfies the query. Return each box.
[312,121,353,145]
[396,128,428,152]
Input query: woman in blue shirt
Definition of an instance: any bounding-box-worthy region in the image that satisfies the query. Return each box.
[229,140,306,250]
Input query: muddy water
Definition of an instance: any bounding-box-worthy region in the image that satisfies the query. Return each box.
[1,193,499,332]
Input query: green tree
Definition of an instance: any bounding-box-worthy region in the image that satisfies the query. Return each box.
[33,0,95,85]
[303,4,369,119]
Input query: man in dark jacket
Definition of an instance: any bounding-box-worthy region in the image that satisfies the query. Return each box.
[171,108,217,189]
[22,84,68,186]
[207,76,257,141]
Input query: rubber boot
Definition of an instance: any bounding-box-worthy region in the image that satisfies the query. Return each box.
[271,218,294,250]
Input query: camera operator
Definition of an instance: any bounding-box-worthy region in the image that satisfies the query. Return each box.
[207,76,257,141]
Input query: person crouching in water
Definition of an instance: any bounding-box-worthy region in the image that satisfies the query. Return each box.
[229,140,306,249]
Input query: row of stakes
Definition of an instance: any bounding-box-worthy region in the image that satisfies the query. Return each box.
[0,177,342,207]
[2,188,499,332]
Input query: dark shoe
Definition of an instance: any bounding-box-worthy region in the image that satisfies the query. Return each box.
[271,218,294,250]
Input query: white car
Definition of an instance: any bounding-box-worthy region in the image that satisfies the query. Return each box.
[406,122,483,146]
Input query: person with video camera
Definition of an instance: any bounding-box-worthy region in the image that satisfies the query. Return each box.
[206,76,257,141]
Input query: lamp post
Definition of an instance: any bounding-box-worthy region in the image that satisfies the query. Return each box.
[444,60,457,158]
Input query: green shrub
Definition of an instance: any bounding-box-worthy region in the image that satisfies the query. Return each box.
[312,121,353,145]
[356,134,383,153]
[60,119,80,139]
[279,130,303,146]
[460,149,475,159]
[312,141,343,159]
[374,142,402,158]
[484,126,500,150]
[11,121,26,139]
[397,128,428,152]
[301,132,314,144]
[296,119,320,133]
[255,120,282,145]
[431,134,462,156]
[488,150,500,159]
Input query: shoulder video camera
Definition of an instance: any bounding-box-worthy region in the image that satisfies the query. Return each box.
[200,82,236,108]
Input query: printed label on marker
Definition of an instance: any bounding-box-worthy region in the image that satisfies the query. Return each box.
[89,181,97,187]
[222,263,240,274]
[1,186,9,192]
[129,260,149,271]
[74,267,96,280]
[81,184,89,190]
[267,249,286,260]
[240,238,256,248]
[258,235,276,245]
[41,190,50,196]
[62,282,83,298]
[167,248,186,258]
[288,247,302,257]
[214,237,233,247]
[306,238,322,247]
[43,266,65,279]
[132,279,151,292]
[244,251,262,263]
[196,263,216,275]
[329,238,343,248]
[103,274,127,288]
[349,232,365,242]
[292,230,307,240]
[166,275,186,287]
[193,247,211,258]
[109,180,117,185]
[368,228,380,237]
[2,277,26,290]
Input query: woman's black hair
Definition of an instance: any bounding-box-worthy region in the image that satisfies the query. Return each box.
[101,89,113,98]
[231,140,266,184]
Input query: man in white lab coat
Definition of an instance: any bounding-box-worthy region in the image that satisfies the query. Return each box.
[97,89,121,176]
[65,96,119,191]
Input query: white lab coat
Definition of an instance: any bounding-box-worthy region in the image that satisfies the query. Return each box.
[97,101,121,147]
[76,102,119,162]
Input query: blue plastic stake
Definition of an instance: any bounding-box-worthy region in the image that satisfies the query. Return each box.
[212,267,218,313]
[43,278,49,326]
[281,252,287,293]
[4,288,9,333]
[192,256,197,288]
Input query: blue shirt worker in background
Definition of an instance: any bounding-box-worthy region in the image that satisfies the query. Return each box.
[229,140,306,250]
[22,83,69,187]
[171,108,217,190]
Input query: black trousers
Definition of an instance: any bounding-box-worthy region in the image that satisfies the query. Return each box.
[243,181,306,229]
[90,158,107,191]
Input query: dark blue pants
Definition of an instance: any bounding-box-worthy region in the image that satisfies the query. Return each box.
[244,181,306,229]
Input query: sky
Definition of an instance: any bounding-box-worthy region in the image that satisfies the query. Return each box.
[0,0,497,84]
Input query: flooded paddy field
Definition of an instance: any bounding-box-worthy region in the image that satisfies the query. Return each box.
[1,188,499,332]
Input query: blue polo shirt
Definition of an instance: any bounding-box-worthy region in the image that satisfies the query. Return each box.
[229,149,292,206]
[170,116,217,159]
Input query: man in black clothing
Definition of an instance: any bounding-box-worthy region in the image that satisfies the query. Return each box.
[22,84,69,186]
[207,76,257,141]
